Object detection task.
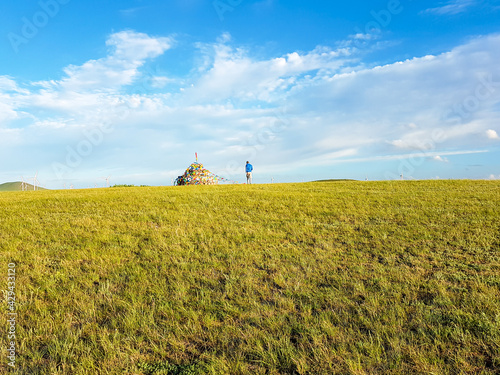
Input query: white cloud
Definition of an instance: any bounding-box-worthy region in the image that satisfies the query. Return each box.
[0,76,31,124]
[186,39,354,103]
[106,30,172,61]
[294,148,359,168]
[31,119,69,129]
[2,31,500,186]
[150,76,174,88]
[11,31,175,120]
[0,76,28,94]
[53,31,173,93]
[291,34,500,160]
[486,129,499,139]
[432,155,449,162]
[0,100,19,124]
[119,7,149,17]
[389,135,436,151]
[348,33,379,41]
[423,0,477,15]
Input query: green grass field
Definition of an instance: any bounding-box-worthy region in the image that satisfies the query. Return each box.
[1,180,499,374]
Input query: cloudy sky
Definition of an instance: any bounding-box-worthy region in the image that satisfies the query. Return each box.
[1,0,500,188]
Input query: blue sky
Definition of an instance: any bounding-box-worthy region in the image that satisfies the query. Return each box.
[1,0,500,188]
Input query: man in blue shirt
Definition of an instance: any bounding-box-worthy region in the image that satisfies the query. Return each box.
[245,161,253,184]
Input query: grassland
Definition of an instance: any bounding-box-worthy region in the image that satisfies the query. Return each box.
[0,182,42,192]
[1,180,499,374]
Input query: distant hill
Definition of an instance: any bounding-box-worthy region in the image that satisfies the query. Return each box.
[313,179,357,182]
[0,182,47,192]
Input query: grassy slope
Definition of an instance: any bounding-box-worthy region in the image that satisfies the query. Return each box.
[1,181,499,374]
[0,182,43,192]
[0,182,23,192]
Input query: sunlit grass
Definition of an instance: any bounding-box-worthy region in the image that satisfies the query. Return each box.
[1,180,499,374]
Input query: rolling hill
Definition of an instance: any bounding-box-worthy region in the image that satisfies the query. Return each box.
[0,181,47,192]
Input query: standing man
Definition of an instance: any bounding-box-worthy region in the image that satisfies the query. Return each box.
[245,161,253,184]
